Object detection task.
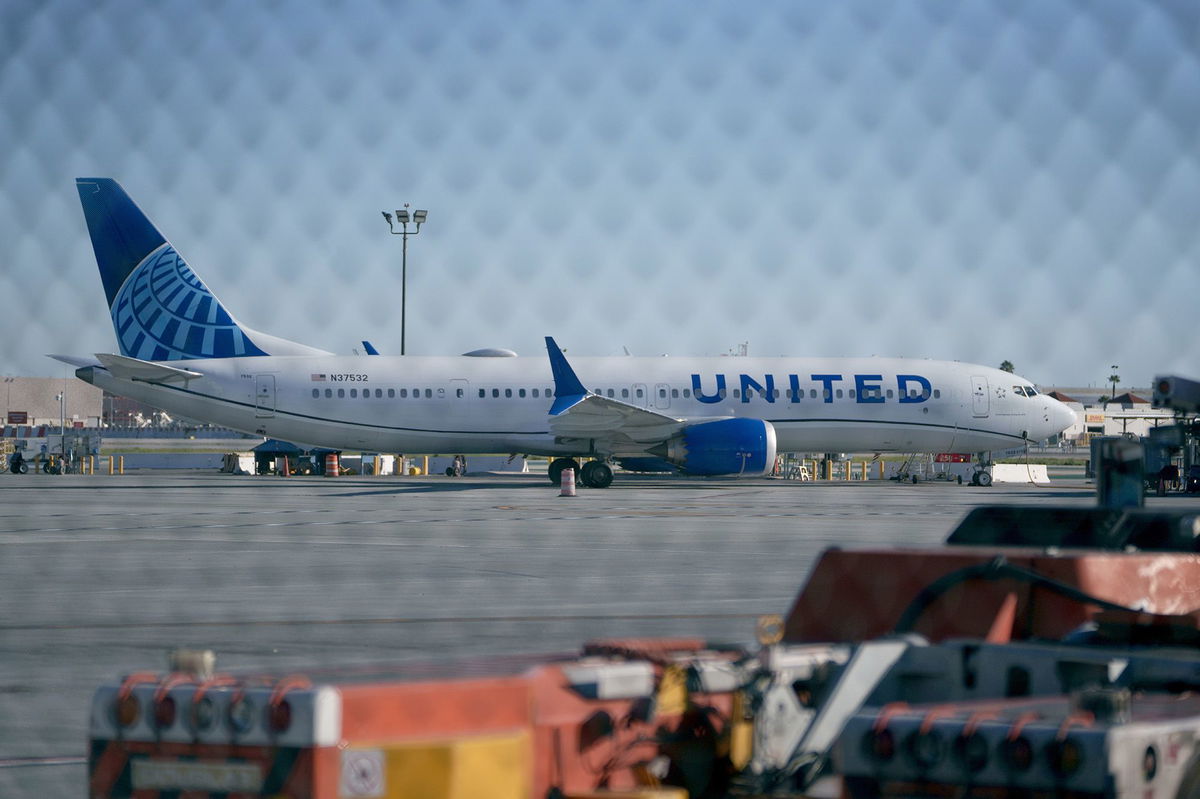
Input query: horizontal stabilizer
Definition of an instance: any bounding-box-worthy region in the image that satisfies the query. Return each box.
[94,353,203,384]
[48,354,102,369]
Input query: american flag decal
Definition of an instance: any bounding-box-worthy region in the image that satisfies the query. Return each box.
[311,374,326,382]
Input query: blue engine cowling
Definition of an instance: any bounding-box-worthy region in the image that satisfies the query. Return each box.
[648,418,778,476]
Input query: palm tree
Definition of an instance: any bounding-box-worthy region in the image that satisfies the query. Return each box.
[999,360,1015,373]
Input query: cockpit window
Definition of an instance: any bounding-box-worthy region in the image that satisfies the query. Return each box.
[1012,385,1038,397]
[1012,386,1026,397]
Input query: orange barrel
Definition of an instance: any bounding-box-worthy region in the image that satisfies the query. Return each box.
[559,467,576,497]
[324,453,339,477]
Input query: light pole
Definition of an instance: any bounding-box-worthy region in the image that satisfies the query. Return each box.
[381,205,429,356]
[57,391,64,457]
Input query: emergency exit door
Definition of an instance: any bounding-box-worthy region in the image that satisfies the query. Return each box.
[255,375,276,418]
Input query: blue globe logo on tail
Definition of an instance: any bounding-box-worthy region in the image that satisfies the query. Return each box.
[78,178,269,362]
[112,243,267,361]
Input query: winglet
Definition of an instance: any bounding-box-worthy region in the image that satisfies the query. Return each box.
[545,336,589,415]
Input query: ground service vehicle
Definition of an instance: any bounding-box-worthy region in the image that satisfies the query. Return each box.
[88,505,1200,798]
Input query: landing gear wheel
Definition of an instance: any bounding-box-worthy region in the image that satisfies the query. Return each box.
[580,461,614,489]
[977,471,993,487]
[547,457,581,485]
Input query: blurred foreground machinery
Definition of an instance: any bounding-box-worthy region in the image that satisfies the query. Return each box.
[89,505,1200,798]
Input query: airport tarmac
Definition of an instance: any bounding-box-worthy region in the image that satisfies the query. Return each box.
[0,469,1188,796]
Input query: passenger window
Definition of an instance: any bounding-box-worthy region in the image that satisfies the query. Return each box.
[636,388,644,398]
[338,389,345,398]
[886,389,893,399]
[672,389,679,398]
[810,389,817,399]
[933,389,940,399]
[682,389,690,398]
[532,388,539,397]
[401,389,408,398]
[622,388,630,398]
[733,389,741,398]
[375,389,382,398]
[658,389,665,398]
[437,388,444,398]
[519,388,526,397]
[425,389,432,398]
[325,389,332,398]
[836,389,843,399]
[505,388,512,398]
[312,389,319,398]
[478,389,485,398]
[608,389,616,398]
[849,389,856,399]
[456,388,463,398]
[493,389,499,398]
[350,388,357,398]
[387,389,395,398]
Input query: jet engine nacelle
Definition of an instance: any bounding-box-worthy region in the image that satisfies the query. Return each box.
[650,418,778,476]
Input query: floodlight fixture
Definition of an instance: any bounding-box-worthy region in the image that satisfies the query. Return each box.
[380,203,430,355]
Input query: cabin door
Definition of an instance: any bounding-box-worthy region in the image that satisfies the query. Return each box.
[970,376,989,417]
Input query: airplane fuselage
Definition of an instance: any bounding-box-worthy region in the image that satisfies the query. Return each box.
[80,354,1065,457]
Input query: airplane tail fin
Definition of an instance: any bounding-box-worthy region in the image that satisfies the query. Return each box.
[76,178,328,361]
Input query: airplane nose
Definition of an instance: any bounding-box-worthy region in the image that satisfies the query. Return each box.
[1049,399,1076,434]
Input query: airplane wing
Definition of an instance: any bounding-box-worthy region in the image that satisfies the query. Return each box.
[93,353,203,384]
[548,393,686,444]
[544,337,725,452]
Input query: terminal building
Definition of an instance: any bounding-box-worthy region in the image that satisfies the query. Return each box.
[0,377,182,432]
[1045,387,1174,444]
[1,377,102,429]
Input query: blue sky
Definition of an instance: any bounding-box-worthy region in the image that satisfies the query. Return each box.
[2,0,1198,388]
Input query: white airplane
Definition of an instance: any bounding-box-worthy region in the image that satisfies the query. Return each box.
[56,178,1076,488]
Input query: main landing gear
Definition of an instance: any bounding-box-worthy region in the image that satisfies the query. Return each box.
[547,457,614,489]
